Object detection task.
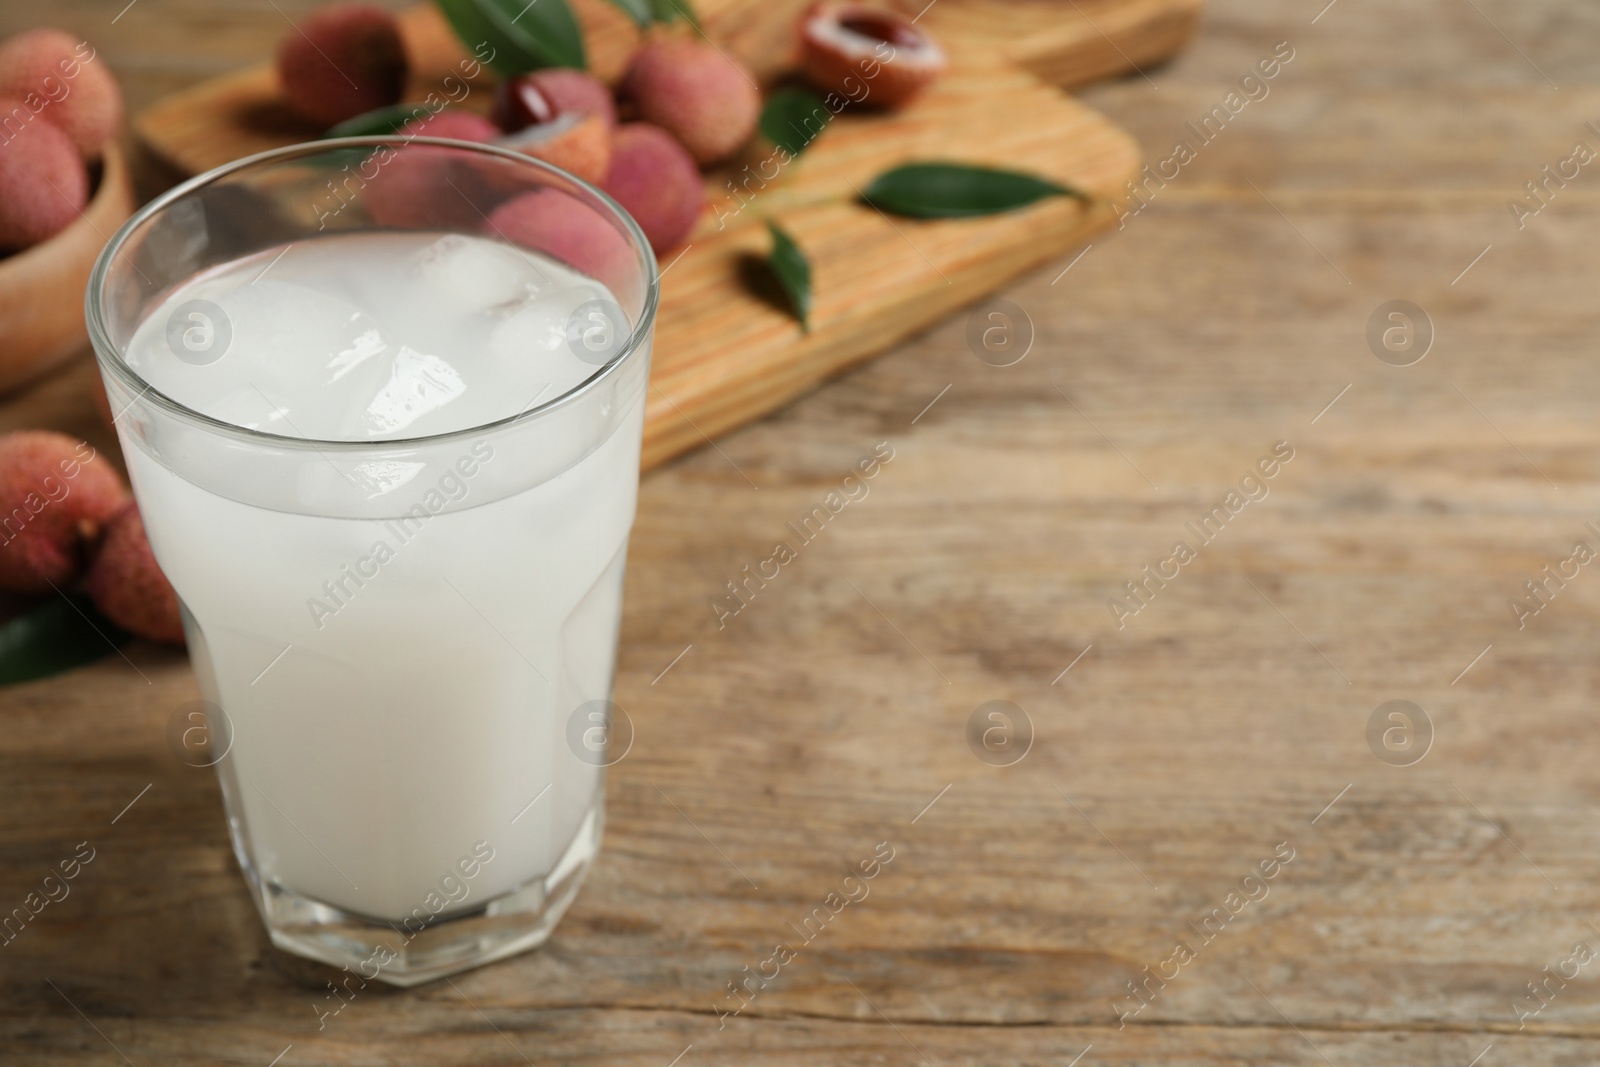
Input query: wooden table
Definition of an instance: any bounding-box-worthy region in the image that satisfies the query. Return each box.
[4,1,1599,1064]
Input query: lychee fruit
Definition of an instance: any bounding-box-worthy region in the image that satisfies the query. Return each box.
[498,112,611,185]
[0,104,88,251]
[363,112,497,230]
[492,69,616,133]
[487,189,637,294]
[601,123,703,252]
[619,38,760,165]
[86,504,185,645]
[0,29,123,160]
[402,107,498,143]
[799,3,946,109]
[276,3,408,129]
[0,431,128,594]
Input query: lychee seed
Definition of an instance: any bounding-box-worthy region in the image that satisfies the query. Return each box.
[601,122,704,252]
[277,3,409,129]
[492,69,616,133]
[86,503,185,646]
[0,28,123,160]
[0,103,88,252]
[620,38,760,166]
[0,430,129,594]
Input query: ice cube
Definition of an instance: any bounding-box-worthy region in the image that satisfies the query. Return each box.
[345,345,467,437]
[486,286,610,406]
[410,234,545,314]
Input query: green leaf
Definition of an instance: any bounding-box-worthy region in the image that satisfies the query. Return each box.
[861,163,1083,218]
[649,0,701,31]
[764,220,811,330]
[760,88,831,157]
[323,103,435,139]
[0,594,130,687]
[434,0,586,74]
[600,0,653,27]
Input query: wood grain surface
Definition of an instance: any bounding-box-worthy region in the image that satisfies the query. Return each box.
[3,0,1599,1065]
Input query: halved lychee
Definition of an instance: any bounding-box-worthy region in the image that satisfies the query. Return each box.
[492,69,616,133]
[799,3,946,109]
[497,112,611,186]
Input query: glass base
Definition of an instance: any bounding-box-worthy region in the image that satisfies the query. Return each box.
[243,800,602,987]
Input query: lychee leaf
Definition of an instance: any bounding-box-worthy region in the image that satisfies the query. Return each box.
[434,0,586,74]
[0,593,131,687]
[763,220,811,330]
[602,0,652,27]
[760,88,831,157]
[650,0,702,31]
[861,163,1084,218]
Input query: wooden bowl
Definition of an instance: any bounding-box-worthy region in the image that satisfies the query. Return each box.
[0,143,137,394]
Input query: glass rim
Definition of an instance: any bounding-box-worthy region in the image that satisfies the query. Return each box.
[85,135,662,453]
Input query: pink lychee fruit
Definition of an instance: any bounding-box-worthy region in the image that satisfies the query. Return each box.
[799,3,946,109]
[0,102,88,250]
[0,29,123,160]
[276,3,408,129]
[86,503,185,645]
[363,111,497,230]
[601,123,703,252]
[487,188,636,293]
[0,431,129,594]
[619,37,760,166]
[492,69,616,133]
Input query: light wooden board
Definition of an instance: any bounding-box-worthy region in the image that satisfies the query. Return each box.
[127,1,1196,470]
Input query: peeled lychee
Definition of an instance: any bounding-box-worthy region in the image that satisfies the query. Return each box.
[0,104,88,251]
[488,189,636,294]
[799,3,946,109]
[620,38,759,165]
[276,4,408,129]
[601,123,703,252]
[86,504,184,645]
[0,431,128,594]
[492,69,616,133]
[0,29,123,160]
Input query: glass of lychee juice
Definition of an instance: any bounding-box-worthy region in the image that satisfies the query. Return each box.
[86,137,658,985]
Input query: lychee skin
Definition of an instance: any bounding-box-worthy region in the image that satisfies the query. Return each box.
[487,188,637,294]
[492,68,616,133]
[0,103,88,251]
[601,123,703,252]
[86,504,185,646]
[799,3,947,110]
[620,38,759,165]
[403,108,498,143]
[277,4,409,129]
[0,431,129,594]
[0,29,123,160]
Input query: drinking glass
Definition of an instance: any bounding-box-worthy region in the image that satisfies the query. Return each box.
[86,138,658,985]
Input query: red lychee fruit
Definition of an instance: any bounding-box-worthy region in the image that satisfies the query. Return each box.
[0,29,123,160]
[487,188,636,293]
[0,103,88,251]
[364,112,498,230]
[601,123,703,252]
[799,3,947,109]
[619,38,759,166]
[403,107,498,143]
[276,3,408,129]
[0,431,128,594]
[498,112,611,185]
[492,69,616,133]
[86,504,184,645]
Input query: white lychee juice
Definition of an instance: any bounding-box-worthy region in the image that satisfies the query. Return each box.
[111,229,649,979]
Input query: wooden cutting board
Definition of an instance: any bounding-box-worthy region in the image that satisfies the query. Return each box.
[133,0,1200,470]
